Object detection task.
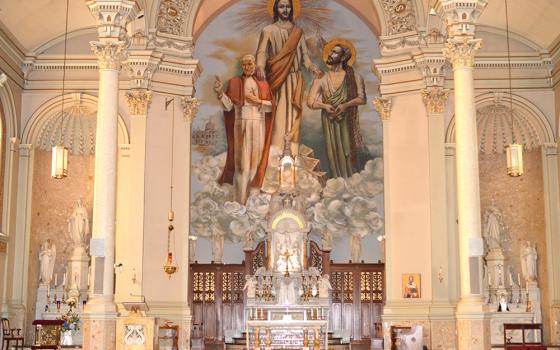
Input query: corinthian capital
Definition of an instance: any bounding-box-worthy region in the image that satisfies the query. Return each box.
[125,89,152,115]
[442,37,482,69]
[181,97,200,124]
[86,0,139,40]
[91,41,128,70]
[373,97,392,121]
[422,88,449,114]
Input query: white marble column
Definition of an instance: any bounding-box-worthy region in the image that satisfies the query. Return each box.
[84,1,137,349]
[439,1,489,347]
[178,97,199,349]
[443,37,484,302]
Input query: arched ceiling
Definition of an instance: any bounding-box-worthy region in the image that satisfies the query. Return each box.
[191,0,382,39]
[0,0,95,53]
[423,0,560,50]
[0,0,560,54]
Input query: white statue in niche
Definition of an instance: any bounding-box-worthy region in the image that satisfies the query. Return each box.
[243,275,257,298]
[67,198,90,252]
[211,233,225,264]
[318,274,332,298]
[350,233,361,262]
[39,240,56,285]
[277,277,297,305]
[482,202,505,250]
[521,241,538,282]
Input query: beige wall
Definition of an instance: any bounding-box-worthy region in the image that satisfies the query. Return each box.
[479,149,549,338]
[26,150,94,338]
[385,92,432,301]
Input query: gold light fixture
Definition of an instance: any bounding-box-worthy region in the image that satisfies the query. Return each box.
[163,97,178,278]
[51,0,70,179]
[278,135,298,193]
[504,0,523,177]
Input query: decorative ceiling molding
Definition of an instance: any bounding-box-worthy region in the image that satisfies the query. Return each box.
[156,0,192,37]
[22,93,129,147]
[379,0,417,36]
[37,103,97,156]
[445,92,555,147]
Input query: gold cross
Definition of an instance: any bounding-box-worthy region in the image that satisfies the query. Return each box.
[282,249,293,277]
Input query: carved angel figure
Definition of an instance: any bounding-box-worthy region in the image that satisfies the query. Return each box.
[243,275,257,298]
[39,240,56,285]
[319,274,332,298]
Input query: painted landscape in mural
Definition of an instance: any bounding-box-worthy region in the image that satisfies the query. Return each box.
[190,0,384,263]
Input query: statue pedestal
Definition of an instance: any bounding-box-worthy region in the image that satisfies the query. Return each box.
[67,248,90,295]
[116,313,155,350]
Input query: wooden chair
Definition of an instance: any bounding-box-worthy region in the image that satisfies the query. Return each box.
[1,318,23,350]
[503,323,546,350]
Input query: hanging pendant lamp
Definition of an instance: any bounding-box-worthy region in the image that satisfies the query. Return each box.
[51,0,70,179]
[504,0,523,177]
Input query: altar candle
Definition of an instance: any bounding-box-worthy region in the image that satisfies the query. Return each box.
[54,274,58,286]
[518,273,521,286]
[63,272,67,287]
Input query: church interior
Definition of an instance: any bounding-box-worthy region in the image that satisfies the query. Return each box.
[0,0,560,349]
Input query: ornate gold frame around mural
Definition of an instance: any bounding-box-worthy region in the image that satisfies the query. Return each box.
[267,0,301,19]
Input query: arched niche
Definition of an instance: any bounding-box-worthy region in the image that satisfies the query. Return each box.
[21,92,129,337]
[445,92,555,146]
[445,92,556,339]
[23,92,129,146]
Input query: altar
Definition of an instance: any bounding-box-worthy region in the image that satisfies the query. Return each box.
[242,144,332,350]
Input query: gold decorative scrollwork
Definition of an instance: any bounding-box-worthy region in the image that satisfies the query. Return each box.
[343,272,354,302]
[204,272,215,302]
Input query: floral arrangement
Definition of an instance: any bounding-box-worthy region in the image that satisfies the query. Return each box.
[58,298,80,331]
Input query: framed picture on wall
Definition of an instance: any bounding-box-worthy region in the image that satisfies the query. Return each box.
[402,273,421,298]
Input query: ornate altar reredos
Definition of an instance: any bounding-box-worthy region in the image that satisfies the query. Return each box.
[243,148,331,350]
[481,202,543,345]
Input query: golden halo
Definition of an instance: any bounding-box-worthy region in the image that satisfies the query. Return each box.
[323,38,357,67]
[267,0,301,19]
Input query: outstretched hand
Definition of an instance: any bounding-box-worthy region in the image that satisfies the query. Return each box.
[214,75,223,98]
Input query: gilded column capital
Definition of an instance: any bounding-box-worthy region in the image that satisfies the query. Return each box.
[90,41,128,70]
[373,97,392,121]
[442,37,482,69]
[422,87,449,114]
[181,97,200,124]
[125,89,152,116]
[86,0,139,40]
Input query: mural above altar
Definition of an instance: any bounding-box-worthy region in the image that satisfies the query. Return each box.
[190,0,384,264]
